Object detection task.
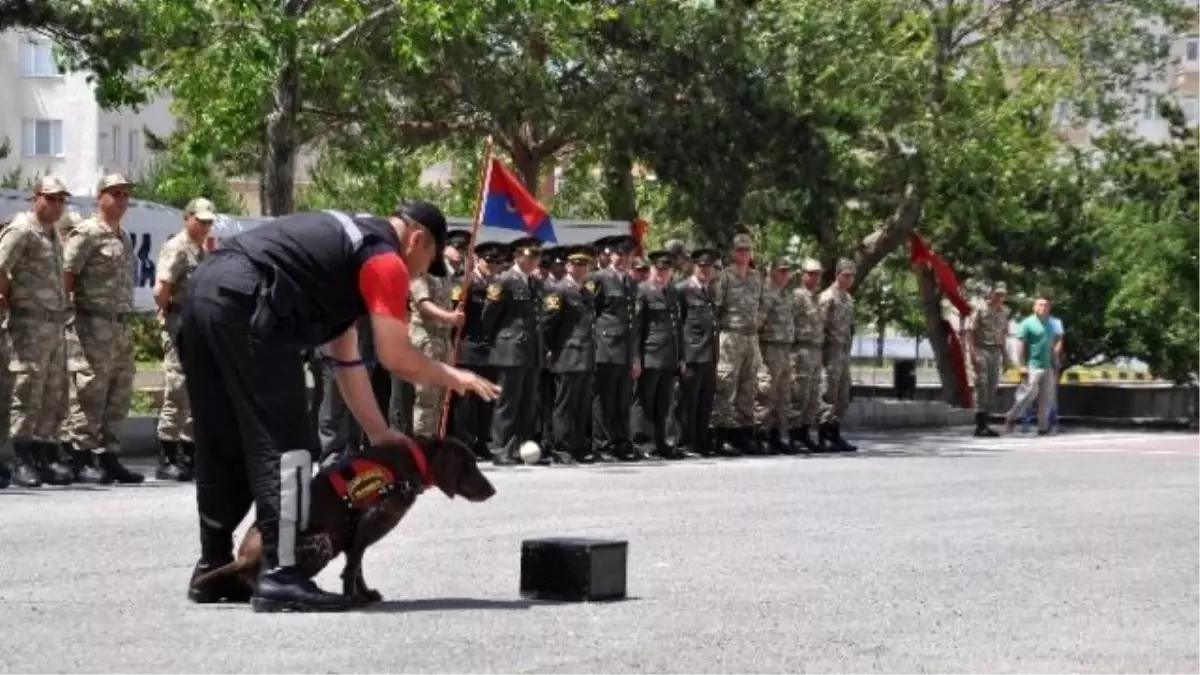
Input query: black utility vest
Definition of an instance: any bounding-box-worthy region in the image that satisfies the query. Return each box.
[221,210,400,348]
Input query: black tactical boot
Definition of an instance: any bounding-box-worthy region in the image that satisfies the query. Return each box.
[797,426,821,453]
[155,440,193,481]
[831,424,858,452]
[252,566,356,613]
[96,451,146,485]
[178,440,196,474]
[716,428,741,457]
[973,412,1000,437]
[816,423,834,453]
[788,427,813,454]
[69,447,105,484]
[35,442,74,486]
[0,460,11,489]
[187,559,253,604]
[11,442,43,488]
[740,427,766,455]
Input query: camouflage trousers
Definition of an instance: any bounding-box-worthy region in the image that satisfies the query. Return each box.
[6,313,68,442]
[818,345,852,425]
[756,343,792,431]
[973,348,1002,413]
[789,344,822,427]
[712,332,761,428]
[156,326,192,441]
[62,315,135,453]
[410,335,449,437]
[0,314,9,450]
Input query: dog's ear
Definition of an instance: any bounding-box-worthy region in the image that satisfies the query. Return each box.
[429,438,465,499]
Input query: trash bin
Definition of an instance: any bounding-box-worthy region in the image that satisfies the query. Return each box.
[893,359,917,400]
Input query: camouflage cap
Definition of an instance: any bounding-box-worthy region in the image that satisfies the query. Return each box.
[97,173,135,194]
[990,282,1008,294]
[33,176,70,196]
[185,197,217,221]
[771,257,792,270]
[732,233,753,250]
[836,258,856,274]
[801,258,823,273]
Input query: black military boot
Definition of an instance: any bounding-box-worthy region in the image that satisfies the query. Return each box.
[716,428,742,457]
[253,566,356,613]
[830,424,859,453]
[740,427,766,455]
[796,426,821,453]
[0,460,11,489]
[973,412,1000,437]
[178,440,196,475]
[768,428,794,455]
[69,446,105,484]
[816,423,834,453]
[10,442,43,488]
[35,442,74,486]
[96,451,146,485]
[787,428,811,455]
[187,559,253,604]
[155,440,193,481]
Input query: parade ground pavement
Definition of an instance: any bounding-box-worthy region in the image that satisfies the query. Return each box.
[0,428,1196,673]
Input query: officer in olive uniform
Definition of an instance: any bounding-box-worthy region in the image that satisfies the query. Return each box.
[451,241,506,457]
[635,251,683,459]
[675,249,718,457]
[482,237,544,465]
[588,235,641,462]
[540,245,597,463]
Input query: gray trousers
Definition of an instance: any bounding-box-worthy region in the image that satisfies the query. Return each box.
[1005,367,1056,431]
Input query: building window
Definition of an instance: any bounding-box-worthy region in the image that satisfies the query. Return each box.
[1143,94,1159,120]
[1181,96,1199,123]
[21,119,64,157]
[1186,38,1199,63]
[128,129,140,167]
[111,125,121,163]
[98,132,109,164]
[19,39,59,77]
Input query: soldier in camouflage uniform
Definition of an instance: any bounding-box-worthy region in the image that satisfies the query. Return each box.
[0,177,76,488]
[711,233,763,455]
[788,259,824,452]
[816,259,858,452]
[61,173,144,484]
[756,257,798,454]
[965,282,1009,437]
[152,197,214,481]
[403,270,463,437]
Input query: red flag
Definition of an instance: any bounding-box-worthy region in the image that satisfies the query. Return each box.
[908,233,971,316]
[480,159,557,243]
[630,217,649,257]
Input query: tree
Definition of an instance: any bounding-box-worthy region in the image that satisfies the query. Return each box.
[131,143,246,215]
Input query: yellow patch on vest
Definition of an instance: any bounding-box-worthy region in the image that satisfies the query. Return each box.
[543,294,562,310]
[486,284,503,301]
[584,280,597,294]
[450,285,463,302]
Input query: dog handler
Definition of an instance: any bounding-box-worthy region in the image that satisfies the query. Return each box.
[179,202,500,613]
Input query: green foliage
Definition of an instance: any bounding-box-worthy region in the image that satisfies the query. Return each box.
[0,167,43,190]
[129,313,164,363]
[131,144,246,214]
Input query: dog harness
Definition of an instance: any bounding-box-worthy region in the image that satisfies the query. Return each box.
[327,437,433,509]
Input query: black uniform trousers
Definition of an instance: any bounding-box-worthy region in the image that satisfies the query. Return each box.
[538,369,555,443]
[592,363,632,453]
[453,363,495,454]
[552,371,592,458]
[490,366,538,460]
[676,362,716,455]
[636,368,677,454]
[179,253,314,572]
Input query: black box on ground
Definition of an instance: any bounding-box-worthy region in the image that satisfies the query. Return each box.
[520,537,627,602]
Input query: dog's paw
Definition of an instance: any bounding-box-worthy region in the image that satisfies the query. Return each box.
[353,588,383,606]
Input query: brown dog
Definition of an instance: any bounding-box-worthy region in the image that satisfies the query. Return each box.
[190,435,495,606]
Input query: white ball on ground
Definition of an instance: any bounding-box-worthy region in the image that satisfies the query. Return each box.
[519,441,542,464]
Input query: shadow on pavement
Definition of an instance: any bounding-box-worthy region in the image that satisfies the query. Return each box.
[360,597,548,613]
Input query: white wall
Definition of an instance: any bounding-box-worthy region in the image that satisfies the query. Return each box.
[0,29,177,197]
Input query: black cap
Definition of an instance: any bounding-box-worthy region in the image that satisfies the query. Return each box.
[596,235,636,255]
[509,236,542,257]
[395,200,448,277]
[632,257,649,270]
[648,250,674,269]
[446,229,472,251]
[691,248,718,266]
[474,241,508,263]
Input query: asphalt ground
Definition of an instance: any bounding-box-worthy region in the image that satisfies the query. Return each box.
[0,428,1196,673]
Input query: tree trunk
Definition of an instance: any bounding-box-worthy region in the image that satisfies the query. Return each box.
[511,143,542,196]
[875,319,886,367]
[916,265,968,406]
[262,53,299,216]
[602,144,636,221]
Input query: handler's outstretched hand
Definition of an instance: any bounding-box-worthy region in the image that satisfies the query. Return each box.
[448,367,501,401]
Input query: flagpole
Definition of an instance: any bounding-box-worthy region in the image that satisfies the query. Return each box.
[438,136,494,440]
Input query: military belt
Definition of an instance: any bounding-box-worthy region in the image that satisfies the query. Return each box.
[8,307,69,322]
[75,307,132,322]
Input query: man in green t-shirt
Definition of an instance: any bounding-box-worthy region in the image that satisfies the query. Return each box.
[1004,296,1057,433]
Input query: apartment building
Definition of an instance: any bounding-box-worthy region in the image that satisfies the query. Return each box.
[0,29,178,195]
